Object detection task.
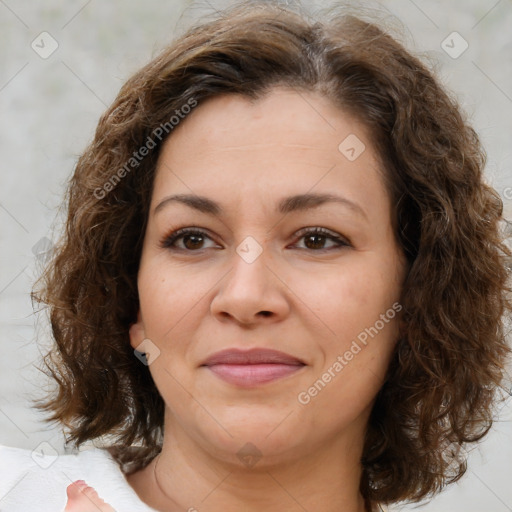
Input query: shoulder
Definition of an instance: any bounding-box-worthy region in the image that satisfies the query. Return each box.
[0,444,155,511]
[0,442,115,475]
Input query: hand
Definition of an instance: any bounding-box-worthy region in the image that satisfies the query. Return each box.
[64,480,116,511]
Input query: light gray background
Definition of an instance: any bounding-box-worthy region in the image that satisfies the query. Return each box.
[1,1,511,511]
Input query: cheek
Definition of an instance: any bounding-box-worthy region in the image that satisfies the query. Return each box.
[296,301,399,436]
[294,253,400,399]
[296,254,398,342]
[137,257,212,337]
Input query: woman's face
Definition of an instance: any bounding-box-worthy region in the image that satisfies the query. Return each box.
[130,88,407,466]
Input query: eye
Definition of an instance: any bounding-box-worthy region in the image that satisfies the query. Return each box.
[160,228,220,251]
[291,227,351,251]
[160,226,351,253]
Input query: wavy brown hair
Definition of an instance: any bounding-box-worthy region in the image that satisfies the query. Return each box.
[31,1,511,509]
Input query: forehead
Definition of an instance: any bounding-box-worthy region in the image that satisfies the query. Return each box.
[159,88,369,157]
[151,88,388,218]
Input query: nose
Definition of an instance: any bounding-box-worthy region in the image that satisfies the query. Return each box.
[210,243,291,326]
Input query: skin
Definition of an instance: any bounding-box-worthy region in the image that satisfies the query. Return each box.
[126,87,407,512]
[64,481,115,511]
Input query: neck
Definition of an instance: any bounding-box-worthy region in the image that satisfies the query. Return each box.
[128,408,369,512]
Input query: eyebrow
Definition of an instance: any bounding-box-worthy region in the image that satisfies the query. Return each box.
[153,192,367,220]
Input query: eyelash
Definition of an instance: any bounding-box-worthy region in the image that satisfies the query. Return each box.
[159,226,351,252]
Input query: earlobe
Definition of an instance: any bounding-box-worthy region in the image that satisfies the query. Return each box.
[129,310,146,350]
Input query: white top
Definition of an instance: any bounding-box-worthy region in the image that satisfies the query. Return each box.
[0,444,157,511]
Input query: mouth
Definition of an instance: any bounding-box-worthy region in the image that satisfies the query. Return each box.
[200,348,306,387]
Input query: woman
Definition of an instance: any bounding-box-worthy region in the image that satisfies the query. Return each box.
[1,1,510,511]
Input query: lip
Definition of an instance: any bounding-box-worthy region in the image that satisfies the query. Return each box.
[201,348,306,387]
[201,348,305,366]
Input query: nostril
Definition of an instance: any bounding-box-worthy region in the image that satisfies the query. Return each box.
[259,311,272,317]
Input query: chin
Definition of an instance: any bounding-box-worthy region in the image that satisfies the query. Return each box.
[193,413,306,467]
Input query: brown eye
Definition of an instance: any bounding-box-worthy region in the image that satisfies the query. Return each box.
[182,233,205,250]
[160,228,219,251]
[304,233,328,250]
[292,227,351,251]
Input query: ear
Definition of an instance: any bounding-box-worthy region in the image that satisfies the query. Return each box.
[129,309,146,351]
